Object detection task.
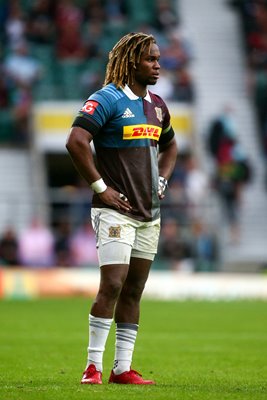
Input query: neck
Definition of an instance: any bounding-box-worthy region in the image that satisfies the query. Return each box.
[128,83,147,98]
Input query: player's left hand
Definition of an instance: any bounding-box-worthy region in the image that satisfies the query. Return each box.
[158,176,168,199]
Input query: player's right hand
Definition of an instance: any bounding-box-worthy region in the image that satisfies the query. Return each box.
[99,187,132,212]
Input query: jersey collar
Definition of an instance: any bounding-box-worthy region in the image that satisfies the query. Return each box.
[122,84,152,103]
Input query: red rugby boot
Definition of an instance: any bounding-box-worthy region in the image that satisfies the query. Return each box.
[81,364,102,384]
[108,369,155,385]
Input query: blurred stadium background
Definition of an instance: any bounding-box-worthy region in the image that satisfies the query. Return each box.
[1,0,267,299]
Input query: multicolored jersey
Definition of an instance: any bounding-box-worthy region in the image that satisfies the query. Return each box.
[72,83,174,222]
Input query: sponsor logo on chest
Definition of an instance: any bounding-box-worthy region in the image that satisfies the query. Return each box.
[123,124,162,141]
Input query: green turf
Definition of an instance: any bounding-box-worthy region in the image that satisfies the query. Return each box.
[0,298,267,400]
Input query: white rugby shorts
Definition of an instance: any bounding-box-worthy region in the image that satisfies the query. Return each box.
[91,208,161,266]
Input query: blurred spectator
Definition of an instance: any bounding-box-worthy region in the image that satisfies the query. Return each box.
[4,39,42,87]
[80,68,103,99]
[104,0,127,27]
[191,220,219,272]
[11,81,32,144]
[55,0,86,60]
[83,0,107,24]
[248,66,267,157]
[0,63,32,145]
[243,1,267,69]
[0,0,194,103]
[2,40,41,144]
[208,107,252,243]
[158,217,193,272]
[26,0,56,44]
[173,66,195,102]
[207,105,238,164]
[4,0,26,49]
[70,220,98,267]
[161,31,192,71]
[0,226,19,266]
[213,156,244,244]
[54,218,73,267]
[184,154,210,220]
[68,177,93,226]
[0,2,9,41]
[0,64,16,143]
[229,0,267,175]
[18,217,55,267]
[162,155,189,224]
[154,0,179,33]
[158,30,194,102]
[82,19,105,59]
[0,67,10,108]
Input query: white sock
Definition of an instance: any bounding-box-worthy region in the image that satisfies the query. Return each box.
[86,314,113,372]
[113,322,138,375]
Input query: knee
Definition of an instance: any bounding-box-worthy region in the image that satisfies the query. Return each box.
[122,281,146,303]
[98,279,123,301]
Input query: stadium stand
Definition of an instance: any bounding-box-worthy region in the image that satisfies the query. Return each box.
[180,0,267,270]
[1,0,267,272]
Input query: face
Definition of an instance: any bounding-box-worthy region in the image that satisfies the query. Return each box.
[133,43,160,87]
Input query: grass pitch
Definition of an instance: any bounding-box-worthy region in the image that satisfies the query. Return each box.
[0,297,267,400]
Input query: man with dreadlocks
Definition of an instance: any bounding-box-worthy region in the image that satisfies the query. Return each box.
[66,32,178,385]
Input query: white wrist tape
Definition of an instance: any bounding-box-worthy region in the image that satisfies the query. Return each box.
[158,176,168,196]
[90,178,107,194]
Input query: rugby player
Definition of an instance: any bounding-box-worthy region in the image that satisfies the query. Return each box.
[66,32,178,385]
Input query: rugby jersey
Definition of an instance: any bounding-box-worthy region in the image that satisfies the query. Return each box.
[72,83,174,222]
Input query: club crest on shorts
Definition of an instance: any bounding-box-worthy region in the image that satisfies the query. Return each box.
[108,225,121,238]
[155,107,163,122]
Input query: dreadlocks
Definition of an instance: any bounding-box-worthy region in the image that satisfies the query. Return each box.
[103,32,156,88]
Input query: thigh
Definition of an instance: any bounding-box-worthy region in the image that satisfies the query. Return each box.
[91,208,136,266]
[99,263,129,291]
[127,257,152,287]
[98,241,133,266]
[133,218,161,255]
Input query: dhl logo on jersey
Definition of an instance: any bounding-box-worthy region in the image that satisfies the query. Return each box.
[123,124,162,141]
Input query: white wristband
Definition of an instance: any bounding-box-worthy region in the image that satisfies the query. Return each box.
[90,178,107,194]
[158,176,168,196]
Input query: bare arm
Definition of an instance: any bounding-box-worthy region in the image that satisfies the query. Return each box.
[158,137,178,199]
[66,126,132,211]
[158,137,178,180]
[66,126,100,184]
